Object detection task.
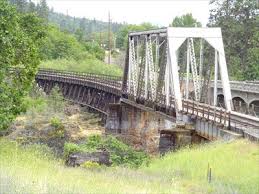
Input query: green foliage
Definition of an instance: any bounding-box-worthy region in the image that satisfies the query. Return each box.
[22,95,47,113]
[103,136,149,168]
[49,116,65,138]
[83,41,105,61]
[0,139,258,193]
[50,117,62,129]
[37,0,48,20]
[64,135,149,168]
[63,142,81,158]
[39,25,108,74]
[116,23,156,49]
[170,13,202,27]
[83,134,103,150]
[81,161,100,169]
[21,84,67,126]
[209,0,258,80]
[40,25,85,60]
[244,29,259,80]
[0,0,45,130]
[21,83,46,112]
[40,58,123,76]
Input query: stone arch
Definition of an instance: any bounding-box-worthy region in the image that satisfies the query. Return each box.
[232,97,247,113]
[217,94,225,108]
[232,96,246,103]
[249,100,259,117]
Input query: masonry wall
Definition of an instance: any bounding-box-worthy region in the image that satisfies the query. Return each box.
[106,102,200,154]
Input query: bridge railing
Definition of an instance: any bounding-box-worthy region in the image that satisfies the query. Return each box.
[182,99,259,139]
[182,99,230,126]
[37,68,122,89]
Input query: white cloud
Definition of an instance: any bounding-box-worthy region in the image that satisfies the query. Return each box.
[36,0,210,27]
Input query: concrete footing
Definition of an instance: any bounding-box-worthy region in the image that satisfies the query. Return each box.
[106,102,244,154]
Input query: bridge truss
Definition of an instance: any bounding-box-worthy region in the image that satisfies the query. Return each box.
[123,27,233,117]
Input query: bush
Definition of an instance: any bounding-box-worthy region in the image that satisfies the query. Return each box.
[81,134,103,151]
[49,117,65,138]
[83,42,105,61]
[40,58,123,76]
[64,135,150,168]
[103,136,149,168]
[50,117,63,129]
[80,161,100,169]
[63,142,81,158]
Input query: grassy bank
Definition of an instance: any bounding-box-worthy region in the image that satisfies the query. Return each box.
[0,139,258,193]
[40,58,123,76]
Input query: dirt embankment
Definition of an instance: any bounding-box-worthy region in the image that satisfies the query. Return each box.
[7,104,105,156]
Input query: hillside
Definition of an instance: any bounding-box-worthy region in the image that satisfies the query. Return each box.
[48,11,123,35]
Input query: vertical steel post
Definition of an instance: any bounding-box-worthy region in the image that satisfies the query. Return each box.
[122,37,129,96]
[213,50,218,106]
[186,39,190,99]
[144,35,149,99]
[199,38,204,77]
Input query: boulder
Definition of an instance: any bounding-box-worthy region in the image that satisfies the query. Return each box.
[66,151,111,167]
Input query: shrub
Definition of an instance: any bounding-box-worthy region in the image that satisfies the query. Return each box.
[40,58,123,76]
[63,142,81,158]
[80,161,100,169]
[103,136,150,168]
[83,134,103,150]
[50,117,63,129]
[66,135,150,168]
[49,117,65,138]
[64,135,149,168]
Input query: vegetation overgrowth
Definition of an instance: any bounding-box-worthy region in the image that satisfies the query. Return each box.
[40,58,122,76]
[64,135,149,168]
[0,139,258,193]
[0,0,45,131]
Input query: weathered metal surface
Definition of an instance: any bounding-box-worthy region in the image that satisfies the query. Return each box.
[36,69,121,119]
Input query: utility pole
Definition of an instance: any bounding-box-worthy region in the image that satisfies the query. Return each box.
[99,32,102,47]
[108,11,111,65]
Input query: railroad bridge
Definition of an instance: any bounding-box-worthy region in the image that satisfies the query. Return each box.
[36,27,259,153]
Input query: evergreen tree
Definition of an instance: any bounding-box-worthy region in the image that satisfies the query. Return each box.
[209,0,258,80]
[37,0,48,21]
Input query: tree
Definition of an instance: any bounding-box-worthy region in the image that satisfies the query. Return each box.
[0,0,45,130]
[116,23,156,49]
[208,0,258,80]
[75,28,84,42]
[170,13,202,27]
[40,25,85,60]
[9,0,27,13]
[28,0,36,13]
[37,0,48,21]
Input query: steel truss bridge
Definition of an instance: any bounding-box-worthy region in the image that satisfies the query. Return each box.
[36,68,259,141]
[35,27,259,141]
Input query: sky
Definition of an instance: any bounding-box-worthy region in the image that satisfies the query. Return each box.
[34,0,211,27]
